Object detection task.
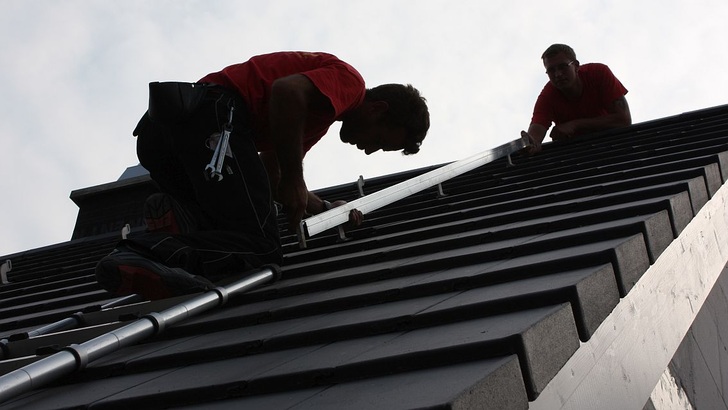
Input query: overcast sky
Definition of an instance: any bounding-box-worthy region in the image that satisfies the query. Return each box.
[1,0,727,256]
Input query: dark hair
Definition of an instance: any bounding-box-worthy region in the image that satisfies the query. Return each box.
[365,84,430,155]
[541,44,577,61]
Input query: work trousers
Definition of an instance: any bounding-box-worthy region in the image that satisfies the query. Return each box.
[123,86,282,281]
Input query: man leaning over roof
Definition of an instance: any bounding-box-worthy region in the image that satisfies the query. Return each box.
[521,44,631,155]
[94,51,431,300]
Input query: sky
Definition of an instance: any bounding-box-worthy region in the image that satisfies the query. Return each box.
[1,0,727,256]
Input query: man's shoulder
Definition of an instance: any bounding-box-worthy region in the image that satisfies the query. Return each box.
[579,62,617,81]
[579,63,612,74]
[579,62,611,72]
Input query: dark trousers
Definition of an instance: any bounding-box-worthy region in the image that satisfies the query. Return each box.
[124,87,281,281]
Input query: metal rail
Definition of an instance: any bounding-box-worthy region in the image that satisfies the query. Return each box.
[299,135,530,247]
[23,294,144,339]
[0,295,147,361]
[0,265,280,404]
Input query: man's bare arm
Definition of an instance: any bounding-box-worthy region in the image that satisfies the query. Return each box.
[552,95,632,140]
[268,74,332,227]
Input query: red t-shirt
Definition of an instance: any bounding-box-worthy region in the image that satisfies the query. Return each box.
[199,52,365,154]
[531,63,628,129]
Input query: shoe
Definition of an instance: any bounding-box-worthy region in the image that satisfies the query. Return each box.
[95,250,214,300]
[143,193,195,234]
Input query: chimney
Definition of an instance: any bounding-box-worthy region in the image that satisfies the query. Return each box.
[69,165,159,239]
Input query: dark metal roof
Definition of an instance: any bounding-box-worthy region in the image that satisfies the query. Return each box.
[1,104,728,409]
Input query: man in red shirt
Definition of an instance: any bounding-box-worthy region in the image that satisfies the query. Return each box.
[95,52,430,300]
[522,44,631,155]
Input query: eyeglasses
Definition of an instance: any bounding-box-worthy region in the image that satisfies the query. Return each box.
[545,61,575,75]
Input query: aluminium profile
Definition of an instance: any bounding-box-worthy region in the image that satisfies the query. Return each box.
[301,135,530,242]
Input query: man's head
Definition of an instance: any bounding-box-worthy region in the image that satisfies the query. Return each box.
[340,84,430,155]
[541,44,576,61]
[541,44,581,93]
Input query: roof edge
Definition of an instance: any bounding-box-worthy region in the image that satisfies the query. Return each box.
[531,181,728,409]
[69,174,154,206]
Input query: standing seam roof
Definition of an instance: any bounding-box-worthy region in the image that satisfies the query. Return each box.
[0,104,727,409]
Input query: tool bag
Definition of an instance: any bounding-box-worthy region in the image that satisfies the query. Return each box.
[147,82,208,123]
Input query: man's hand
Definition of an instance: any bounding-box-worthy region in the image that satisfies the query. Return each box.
[278,175,309,229]
[327,200,363,227]
[348,209,363,227]
[550,121,578,141]
[521,130,542,156]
